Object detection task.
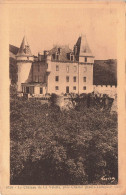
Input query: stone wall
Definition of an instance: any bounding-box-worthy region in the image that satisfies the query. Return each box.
[93,85,117,98]
[47,61,93,94]
[32,61,47,83]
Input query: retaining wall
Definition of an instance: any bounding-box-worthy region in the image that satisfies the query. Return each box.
[93,85,117,97]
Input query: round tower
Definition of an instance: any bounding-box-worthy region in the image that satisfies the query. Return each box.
[16,36,33,92]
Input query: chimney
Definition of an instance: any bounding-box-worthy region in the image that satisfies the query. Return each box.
[38,52,43,61]
[44,50,49,58]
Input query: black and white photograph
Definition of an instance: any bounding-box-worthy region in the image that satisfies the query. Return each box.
[8,3,119,186]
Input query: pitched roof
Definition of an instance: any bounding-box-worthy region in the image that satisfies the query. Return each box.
[17,36,32,56]
[9,44,117,85]
[76,34,93,57]
[9,44,19,55]
[49,45,73,62]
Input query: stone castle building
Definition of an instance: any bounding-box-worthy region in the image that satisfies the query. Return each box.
[16,34,95,96]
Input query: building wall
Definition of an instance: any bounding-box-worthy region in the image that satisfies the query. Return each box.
[17,56,33,61]
[47,61,78,94]
[17,61,33,92]
[79,56,94,63]
[33,86,46,95]
[34,86,40,94]
[22,84,46,95]
[93,85,117,97]
[32,61,47,83]
[79,64,93,94]
[47,61,94,94]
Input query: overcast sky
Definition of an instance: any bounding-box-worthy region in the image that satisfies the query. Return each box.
[9,5,117,60]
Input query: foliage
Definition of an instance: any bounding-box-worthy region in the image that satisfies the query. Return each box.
[10,98,118,185]
[9,57,18,84]
[10,85,18,99]
[93,59,117,86]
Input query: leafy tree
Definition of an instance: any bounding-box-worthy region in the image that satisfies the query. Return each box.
[10,98,118,185]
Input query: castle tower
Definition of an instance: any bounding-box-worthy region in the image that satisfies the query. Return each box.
[16,36,33,92]
[75,34,94,63]
[75,34,95,93]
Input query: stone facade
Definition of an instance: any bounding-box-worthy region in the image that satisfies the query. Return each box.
[16,36,33,92]
[46,62,94,94]
[93,85,117,98]
[17,35,95,95]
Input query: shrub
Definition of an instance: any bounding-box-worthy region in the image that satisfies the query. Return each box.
[10,98,118,185]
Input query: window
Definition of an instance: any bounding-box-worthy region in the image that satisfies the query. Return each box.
[83,86,86,90]
[56,65,59,71]
[57,55,59,60]
[73,86,76,90]
[66,86,69,93]
[84,67,87,72]
[66,76,69,82]
[55,86,59,90]
[27,57,29,60]
[73,76,76,82]
[66,66,69,73]
[71,55,73,61]
[22,86,24,92]
[26,87,29,93]
[55,52,59,60]
[55,76,59,82]
[40,87,43,94]
[85,57,87,62]
[83,77,86,82]
[58,48,61,53]
[70,52,74,61]
[38,76,39,82]
[74,66,77,72]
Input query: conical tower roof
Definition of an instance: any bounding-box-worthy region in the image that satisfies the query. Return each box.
[17,36,32,56]
[76,34,93,57]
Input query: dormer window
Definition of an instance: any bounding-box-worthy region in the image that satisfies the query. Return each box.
[70,53,74,61]
[58,48,61,54]
[55,52,59,60]
[71,55,73,61]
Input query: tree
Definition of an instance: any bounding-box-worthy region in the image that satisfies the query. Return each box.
[10,98,118,185]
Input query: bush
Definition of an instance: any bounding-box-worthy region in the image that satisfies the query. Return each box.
[10,98,118,185]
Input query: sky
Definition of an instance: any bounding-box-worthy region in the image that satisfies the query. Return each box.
[9,5,118,60]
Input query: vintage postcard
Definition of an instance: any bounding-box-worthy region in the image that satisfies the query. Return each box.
[0,0,126,195]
